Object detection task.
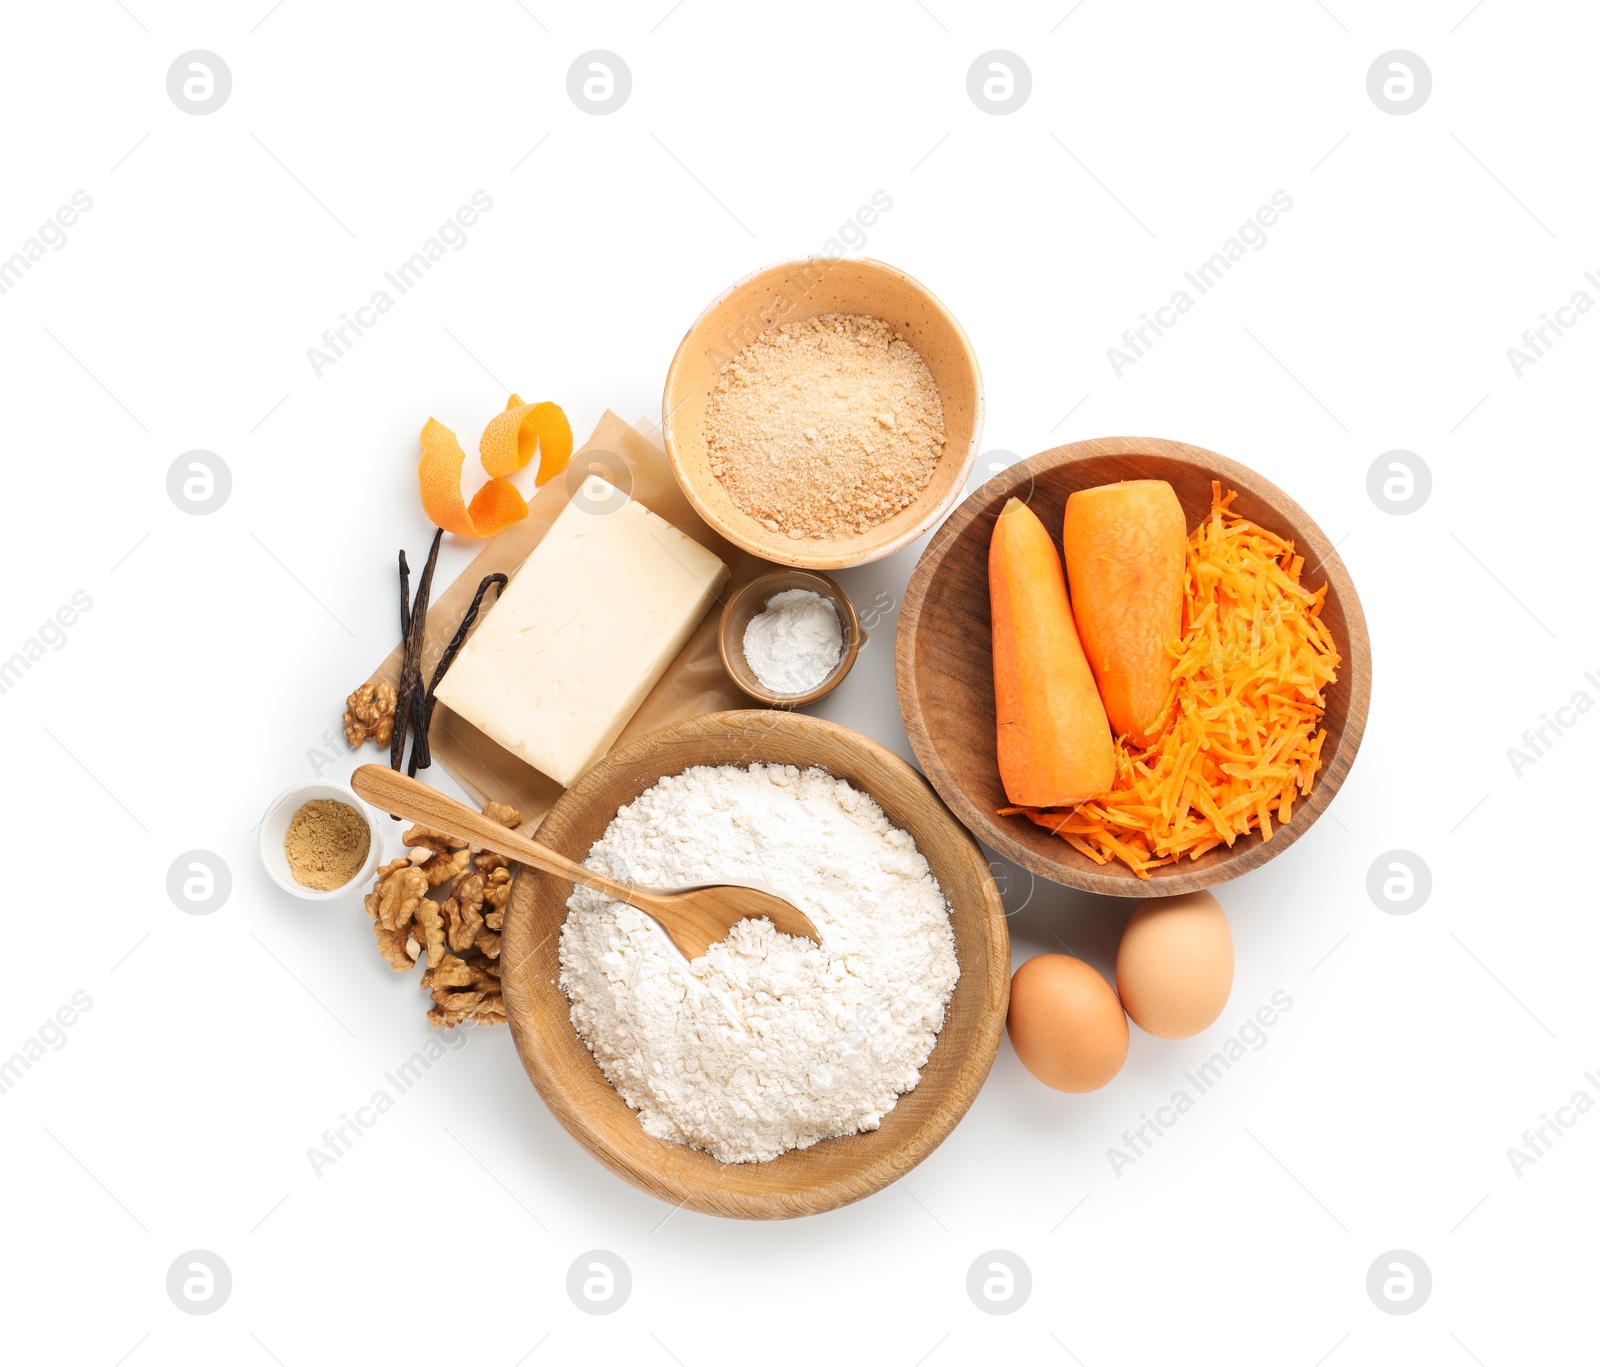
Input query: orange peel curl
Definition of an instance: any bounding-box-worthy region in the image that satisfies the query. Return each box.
[417,396,569,538]
[479,394,574,485]
[418,416,528,538]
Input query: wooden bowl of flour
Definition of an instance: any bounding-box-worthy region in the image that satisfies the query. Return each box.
[500,710,1009,1220]
[662,257,985,569]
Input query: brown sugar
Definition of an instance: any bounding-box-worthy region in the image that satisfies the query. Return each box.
[285,799,371,891]
[704,314,946,540]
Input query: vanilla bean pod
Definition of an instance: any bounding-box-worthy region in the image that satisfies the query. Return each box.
[399,548,424,778]
[406,687,430,778]
[409,572,507,775]
[425,573,507,725]
[399,548,411,640]
[390,528,443,774]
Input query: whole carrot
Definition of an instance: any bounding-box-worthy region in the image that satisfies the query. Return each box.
[989,497,1114,807]
[1062,480,1186,747]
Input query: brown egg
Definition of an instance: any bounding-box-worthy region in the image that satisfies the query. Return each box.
[1115,889,1233,1039]
[1007,954,1128,1092]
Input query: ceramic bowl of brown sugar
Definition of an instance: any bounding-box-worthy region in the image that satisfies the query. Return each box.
[662,258,984,569]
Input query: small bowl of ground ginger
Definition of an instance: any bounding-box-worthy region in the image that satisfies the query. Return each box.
[259,782,381,900]
[663,257,983,569]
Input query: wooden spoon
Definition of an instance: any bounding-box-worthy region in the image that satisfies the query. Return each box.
[351,765,821,960]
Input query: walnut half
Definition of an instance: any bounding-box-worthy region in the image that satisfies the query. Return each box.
[364,859,429,971]
[423,953,505,1027]
[343,681,397,749]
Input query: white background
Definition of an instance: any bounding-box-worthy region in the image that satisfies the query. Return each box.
[2,1,1595,1363]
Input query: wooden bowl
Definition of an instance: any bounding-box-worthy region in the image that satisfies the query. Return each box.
[661,257,984,569]
[895,436,1372,896]
[717,569,864,707]
[499,710,1009,1219]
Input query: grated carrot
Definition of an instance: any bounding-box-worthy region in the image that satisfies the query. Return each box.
[1001,483,1340,877]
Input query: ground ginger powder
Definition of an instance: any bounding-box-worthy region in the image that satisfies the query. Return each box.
[705,314,946,540]
[285,799,371,890]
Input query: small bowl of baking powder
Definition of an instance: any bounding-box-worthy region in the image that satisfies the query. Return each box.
[718,570,863,707]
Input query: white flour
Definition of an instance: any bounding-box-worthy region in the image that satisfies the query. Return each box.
[558,763,959,1163]
[742,589,843,694]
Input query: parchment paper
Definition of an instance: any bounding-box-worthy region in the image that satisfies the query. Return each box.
[363,410,766,826]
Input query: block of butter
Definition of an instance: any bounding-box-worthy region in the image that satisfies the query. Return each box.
[433,476,729,786]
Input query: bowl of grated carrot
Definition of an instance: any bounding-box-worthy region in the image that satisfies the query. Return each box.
[894,436,1372,896]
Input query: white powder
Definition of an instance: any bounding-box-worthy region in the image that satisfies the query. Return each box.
[742,589,843,694]
[557,763,960,1163]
